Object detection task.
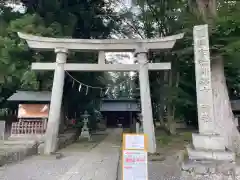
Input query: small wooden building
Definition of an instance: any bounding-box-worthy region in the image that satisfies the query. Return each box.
[7,91,54,138]
[100,98,140,129]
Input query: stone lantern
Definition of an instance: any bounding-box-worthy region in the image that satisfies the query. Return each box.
[80,110,91,141]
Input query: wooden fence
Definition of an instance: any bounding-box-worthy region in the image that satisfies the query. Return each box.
[11,119,47,137]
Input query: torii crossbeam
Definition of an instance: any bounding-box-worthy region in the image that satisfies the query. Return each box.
[31,62,171,71]
[18,32,184,154]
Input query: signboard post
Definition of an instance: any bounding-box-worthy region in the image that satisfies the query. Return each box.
[122,133,148,180]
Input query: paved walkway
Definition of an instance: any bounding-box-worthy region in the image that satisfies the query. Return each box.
[0,128,121,180]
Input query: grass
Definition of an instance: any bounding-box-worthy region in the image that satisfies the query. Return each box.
[156,135,173,146]
[156,130,193,147]
[150,129,194,160]
[144,129,194,162]
[180,132,193,141]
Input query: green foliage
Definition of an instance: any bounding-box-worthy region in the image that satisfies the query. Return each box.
[119,0,240,126]
[0,1,117,114]
[0,12,61,105]
[210,2,240,99]
[156,135,172,146]
[1,0,240,128]
[121,0,198,123]
[156,131,192,147]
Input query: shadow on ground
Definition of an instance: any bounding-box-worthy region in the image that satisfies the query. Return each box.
[59,131,108,153]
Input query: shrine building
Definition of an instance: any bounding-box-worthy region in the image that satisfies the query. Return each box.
[100,97,140,130]
[7,91,65,138]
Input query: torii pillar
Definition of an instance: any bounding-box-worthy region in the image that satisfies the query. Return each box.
[44,48,68,154]
[135,47,156,152]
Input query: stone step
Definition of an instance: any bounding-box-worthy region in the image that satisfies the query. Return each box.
[182,159,235,172]
[0,143,38,166]
[187,145,235,161]
[0,140,37,145]
[8,135,44,140]
[192,133,225,150]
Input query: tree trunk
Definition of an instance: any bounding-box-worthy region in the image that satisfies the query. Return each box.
[211,56,240,153]
[37,73,43,91]
[166,70,177,135]
[157,107,165,126]
[167,106,176,135]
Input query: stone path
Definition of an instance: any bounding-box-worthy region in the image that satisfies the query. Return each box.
[0,128,121,180]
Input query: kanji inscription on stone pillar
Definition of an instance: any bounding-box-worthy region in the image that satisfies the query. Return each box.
[194,25,216,134]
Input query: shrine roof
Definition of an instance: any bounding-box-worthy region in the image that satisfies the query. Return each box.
[100,97,140,112]
[8,91,51,102]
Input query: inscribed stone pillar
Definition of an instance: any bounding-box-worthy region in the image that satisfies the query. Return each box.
[193,25,217,134]
[135,48,156,153]
[44,47,68,155]
[185,25,235,161]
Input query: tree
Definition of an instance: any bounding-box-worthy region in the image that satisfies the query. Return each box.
[119,0,240,139]
[0,11,54,106]
[121,0,195,134]
[0,1,119,123]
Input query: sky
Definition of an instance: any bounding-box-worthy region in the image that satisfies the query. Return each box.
[6,3,25,13]
[108,0,135,65]
[122,0,132,9]
[7,0,134,14]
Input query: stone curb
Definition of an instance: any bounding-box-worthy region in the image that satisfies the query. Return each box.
[0,143,38,166]
[116,148,121,180]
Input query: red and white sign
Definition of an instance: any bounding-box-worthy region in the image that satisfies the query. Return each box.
[123,150,148,180]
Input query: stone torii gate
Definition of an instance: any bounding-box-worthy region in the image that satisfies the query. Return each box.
[18,32,184,154]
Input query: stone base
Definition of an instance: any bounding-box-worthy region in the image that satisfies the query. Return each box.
[187,145,235,161]
[192,133,225,150]
[9,134,45,142]
[80,129,91,141]
[181,159,236,180]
